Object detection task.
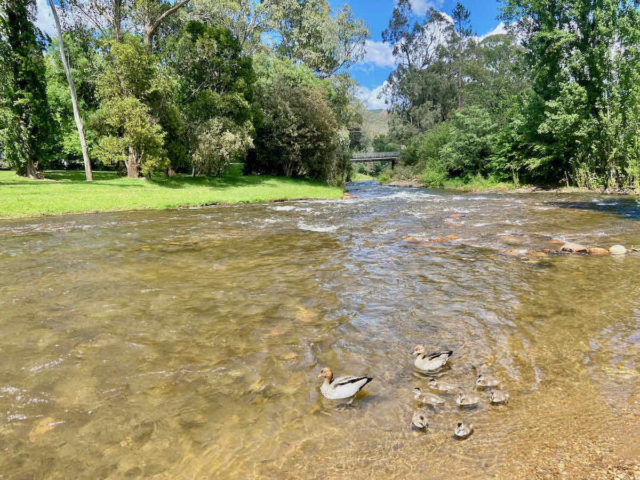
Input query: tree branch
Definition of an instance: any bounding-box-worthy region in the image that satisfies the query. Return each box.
[145,0,190,47]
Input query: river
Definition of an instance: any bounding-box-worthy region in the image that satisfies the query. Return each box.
[0,181,638,479]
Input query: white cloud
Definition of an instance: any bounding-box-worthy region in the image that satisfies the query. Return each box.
[362,40,396,68]
[35,0,56,36]
[478,22,508,41]
[409,0,444,16]
[356,82,389,110]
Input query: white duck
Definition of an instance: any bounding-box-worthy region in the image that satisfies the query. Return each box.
[489,390,509,405]
[476,373,500,389]
[319,367,373,400]
[427,378,458,394]
[413,387,445,406]
[412,345,453,372]
[411,411,428,430]
[454,422,473,439]
[456,391,480,408]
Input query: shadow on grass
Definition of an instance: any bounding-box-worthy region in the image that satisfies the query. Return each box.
[1,170,336,192]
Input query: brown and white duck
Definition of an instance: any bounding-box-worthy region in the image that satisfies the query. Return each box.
[427,378,458,394]
[489,390,510,405]
[411,411,429,430]
[318,367,373,400]
[454,422,474,439]
[412,345,453,372]
[476,373,500,389]
[413,387,445,406]
[456,391,480,408]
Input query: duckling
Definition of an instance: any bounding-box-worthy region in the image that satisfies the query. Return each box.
[411,411,429,431]
[427,378,457,394]
[412,345,453,372]
[489,390,510,405]
[455,391,480,408]
[318,367,373,400]
[476,373,500,389]
[454,422,473,439]
[413,387,445,406]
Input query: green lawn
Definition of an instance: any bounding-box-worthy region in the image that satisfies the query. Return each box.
[351,172,376,182]
[0,168,343,218]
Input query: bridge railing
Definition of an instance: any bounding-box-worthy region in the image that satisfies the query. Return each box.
[350,151,400,160]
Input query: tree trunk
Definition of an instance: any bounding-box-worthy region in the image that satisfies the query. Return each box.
[127,147,139,178]
[25,158,42,179]
[48,0,93,181]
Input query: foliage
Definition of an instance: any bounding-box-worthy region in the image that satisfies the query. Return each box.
[95,36,167,177]
[191,118,252,175]
[249,56,350,185]
[0,0,56,177]
[499,0,640,189]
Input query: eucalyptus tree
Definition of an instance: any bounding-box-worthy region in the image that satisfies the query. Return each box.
[0,0,55,178]
[48,0,93,180]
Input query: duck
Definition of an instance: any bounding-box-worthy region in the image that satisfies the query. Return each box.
[411,411,429,430]
[412,345,453,372]
[454,422,473,439]
[318,367,373,400]
[427,378,457,394]
[489,390,510,405]
[455,391,480,408]
[476,373,500,389]
[412,387,445,406]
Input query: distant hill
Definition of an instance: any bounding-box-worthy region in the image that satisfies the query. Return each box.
[361,109,389,139]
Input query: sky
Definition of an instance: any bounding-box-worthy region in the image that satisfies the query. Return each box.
[342,0,506,109]
[35,0,505,110]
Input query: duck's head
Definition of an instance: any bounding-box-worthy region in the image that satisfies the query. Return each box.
[319,367,333,380]
[412,345,426,356]
[456,391,464,400]
[476,374,484,384]
[412,386,422,398]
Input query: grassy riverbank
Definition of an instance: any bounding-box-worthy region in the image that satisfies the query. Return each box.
[0,169,343,218]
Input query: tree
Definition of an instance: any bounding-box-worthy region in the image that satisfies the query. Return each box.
[96,36,167,177]
[249,56,350,184]
[0,0,55,178]
[166,20,255,174]
[501,0,640,188]
[269,0,368,78]
[48,0,93,180]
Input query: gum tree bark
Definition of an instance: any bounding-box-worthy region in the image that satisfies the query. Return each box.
[48,0,93,181]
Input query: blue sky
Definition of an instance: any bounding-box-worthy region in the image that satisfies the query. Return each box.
[342,0,506,108]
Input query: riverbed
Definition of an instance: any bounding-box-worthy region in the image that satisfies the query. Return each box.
[0,181,638,479]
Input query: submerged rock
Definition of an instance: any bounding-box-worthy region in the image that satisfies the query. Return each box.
[561,243,588,253]
[403,236,419,243]
[503,248,528,256]
[446,235,461,240]
[587,247,609,256]
[609,245,627,255]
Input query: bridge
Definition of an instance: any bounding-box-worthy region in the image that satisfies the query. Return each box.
[350,151,400,168]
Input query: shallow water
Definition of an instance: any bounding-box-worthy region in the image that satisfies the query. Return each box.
[0,181,639,479]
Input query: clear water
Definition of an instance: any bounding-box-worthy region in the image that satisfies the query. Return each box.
[0,181,638,478]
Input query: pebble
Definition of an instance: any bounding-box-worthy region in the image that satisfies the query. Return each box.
[561,243,588,253]
[609,245,627,255]
[587,247,609,256]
